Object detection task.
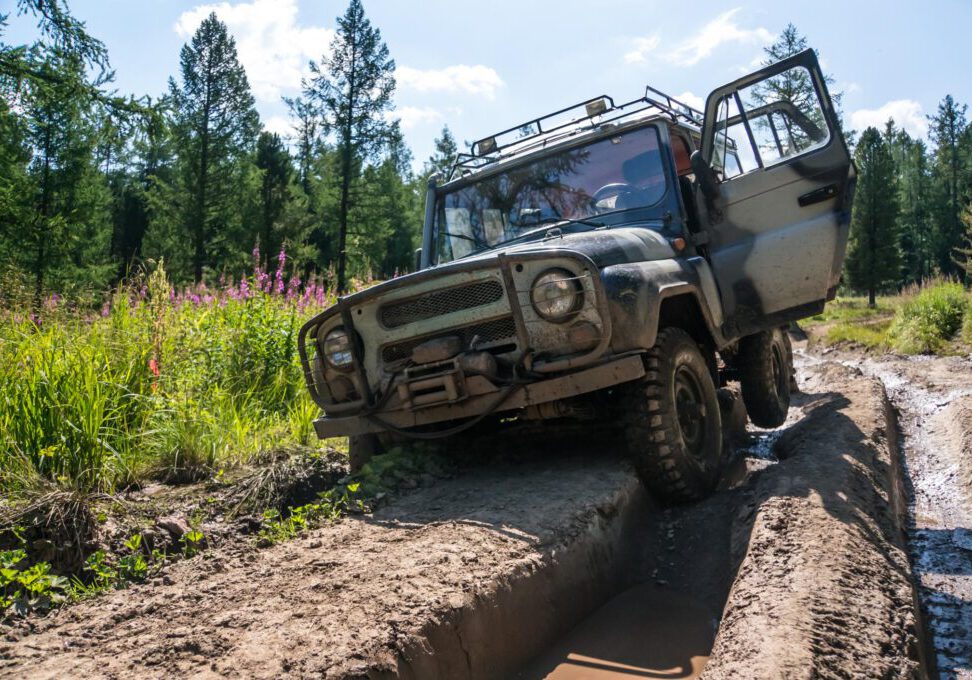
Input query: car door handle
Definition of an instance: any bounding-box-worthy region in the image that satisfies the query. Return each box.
[798,184,840,207]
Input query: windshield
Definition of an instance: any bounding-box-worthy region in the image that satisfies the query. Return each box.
[434,125,667,263]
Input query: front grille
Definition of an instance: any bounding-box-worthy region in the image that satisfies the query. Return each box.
[379,280,504,328]
[381,316,517,363]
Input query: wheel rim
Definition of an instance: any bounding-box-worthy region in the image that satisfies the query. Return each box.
[771,341,787,402]
[674,365,707,460]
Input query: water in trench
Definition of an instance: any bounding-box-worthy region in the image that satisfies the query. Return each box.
[518,583,717,680]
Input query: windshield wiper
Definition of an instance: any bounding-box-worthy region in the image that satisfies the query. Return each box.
[440,231,487,246]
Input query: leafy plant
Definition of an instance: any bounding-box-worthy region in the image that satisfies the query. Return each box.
[1,548,71,618]
[258,482,364,544]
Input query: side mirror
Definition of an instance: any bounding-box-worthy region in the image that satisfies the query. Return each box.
[413,248,423,272]
[690,150,720,204]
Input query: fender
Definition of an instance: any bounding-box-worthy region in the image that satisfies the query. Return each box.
[601,255,727,352]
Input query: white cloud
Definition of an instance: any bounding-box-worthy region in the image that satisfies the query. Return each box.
[397,65,504,100]
[175,0,332,103]
[624,35,660,65]
[851,100,927,138]
[666,8,773,67]
[673,91,705,112]
[262,115,294,138]
[396,106,443,130]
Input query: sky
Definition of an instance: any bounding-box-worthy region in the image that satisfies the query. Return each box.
[7,0,971,166]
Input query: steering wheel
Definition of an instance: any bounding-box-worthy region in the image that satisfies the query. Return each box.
[591,183,636,210]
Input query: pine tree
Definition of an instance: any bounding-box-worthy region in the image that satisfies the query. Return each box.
[928,95,969,277]
[954,201,972,277]
[167,12,259,282]
[254,132,292,266]
[303,0,396,292]
[754,24,852,146]
[423,126,458,180]
[886,124,934,283]
[845,128,901,306]
[15,48,114,306]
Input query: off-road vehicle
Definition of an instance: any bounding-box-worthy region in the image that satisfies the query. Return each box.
[298,49,855,501]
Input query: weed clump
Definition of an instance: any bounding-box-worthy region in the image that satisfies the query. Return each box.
[889,280,969,354]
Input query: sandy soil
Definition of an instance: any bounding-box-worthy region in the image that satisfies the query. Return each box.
[0,360,931,679]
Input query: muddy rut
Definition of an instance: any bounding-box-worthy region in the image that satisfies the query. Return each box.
[0,360,929,678]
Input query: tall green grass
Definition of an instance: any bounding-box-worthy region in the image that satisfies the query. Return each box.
[0,261,338,495]
[888,280,970,354]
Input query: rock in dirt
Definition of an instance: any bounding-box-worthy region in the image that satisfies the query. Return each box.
[155,515,190,542]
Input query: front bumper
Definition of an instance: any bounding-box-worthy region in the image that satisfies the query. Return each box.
[312,354,645,438]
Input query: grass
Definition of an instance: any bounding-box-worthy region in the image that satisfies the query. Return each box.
[0,256,342,497]
[810,279,972,355]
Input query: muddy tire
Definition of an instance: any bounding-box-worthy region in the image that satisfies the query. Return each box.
[624,327,723,503]
[738,328,791,428]
[348,434,380,473]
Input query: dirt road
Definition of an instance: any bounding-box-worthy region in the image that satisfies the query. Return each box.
[0,357,949,678]
[810,348,972,677]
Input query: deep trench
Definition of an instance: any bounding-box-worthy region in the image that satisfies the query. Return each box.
[383,353,936,680]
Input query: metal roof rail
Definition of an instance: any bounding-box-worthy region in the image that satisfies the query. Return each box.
[447,84,707,181]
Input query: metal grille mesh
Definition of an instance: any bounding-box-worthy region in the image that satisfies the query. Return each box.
[381,317,517,363]
[379,280,504,328]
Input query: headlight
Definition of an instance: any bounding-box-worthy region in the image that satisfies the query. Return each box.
[530,268,583,322]
[322,327,354,369]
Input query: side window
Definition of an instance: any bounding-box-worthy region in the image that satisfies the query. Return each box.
[710,65,831,177]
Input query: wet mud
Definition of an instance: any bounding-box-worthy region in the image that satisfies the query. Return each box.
[814,350,972,678]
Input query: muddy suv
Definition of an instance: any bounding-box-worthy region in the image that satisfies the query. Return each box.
[298,50,855,501]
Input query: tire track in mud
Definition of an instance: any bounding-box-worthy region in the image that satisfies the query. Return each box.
[804,349,972,678]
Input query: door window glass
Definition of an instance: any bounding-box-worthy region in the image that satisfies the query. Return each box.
[710,65,831,176]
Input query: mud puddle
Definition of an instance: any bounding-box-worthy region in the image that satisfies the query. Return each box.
[518,583,716,679]
[804,348,972,677]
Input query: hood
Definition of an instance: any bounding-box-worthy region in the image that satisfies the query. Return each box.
[459,226,677,268]
[339,227,676,306]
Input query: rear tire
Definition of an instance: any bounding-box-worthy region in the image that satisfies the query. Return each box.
[623,328,723,503]
[738,328,792,428]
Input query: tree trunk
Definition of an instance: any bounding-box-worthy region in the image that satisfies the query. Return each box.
[33,121,53,312]
[868,288,876,308]
[193,87,212,284]
[337,142,351,293]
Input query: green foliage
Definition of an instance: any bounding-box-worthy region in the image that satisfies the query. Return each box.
[823,321,891,350]
[846,127,901,305]
[258,482,363,543]
[0,261,334,495]
[303,0,398,290]
[889,281,969,354]
[73,533,160,596]
[1,547,71,618]
[160,12,260,283]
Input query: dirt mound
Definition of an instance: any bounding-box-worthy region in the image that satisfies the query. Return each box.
[702,362,921,678]
[0,455,649,679]
[939,396,972,498]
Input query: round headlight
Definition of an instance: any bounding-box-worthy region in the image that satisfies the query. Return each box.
[322,327,354,369]
[530,268,583,322]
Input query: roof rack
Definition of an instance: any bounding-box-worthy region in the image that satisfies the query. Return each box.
[448,85,705,180]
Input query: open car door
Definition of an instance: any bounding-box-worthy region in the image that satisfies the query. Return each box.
[697,48,855,339]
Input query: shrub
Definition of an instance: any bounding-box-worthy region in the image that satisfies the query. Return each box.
[889,280,969,354]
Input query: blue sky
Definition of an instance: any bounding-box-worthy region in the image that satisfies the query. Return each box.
[7,0,971,165]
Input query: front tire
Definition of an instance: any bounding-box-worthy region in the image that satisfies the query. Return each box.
[623,328,723,503]
[738,328,792,428]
